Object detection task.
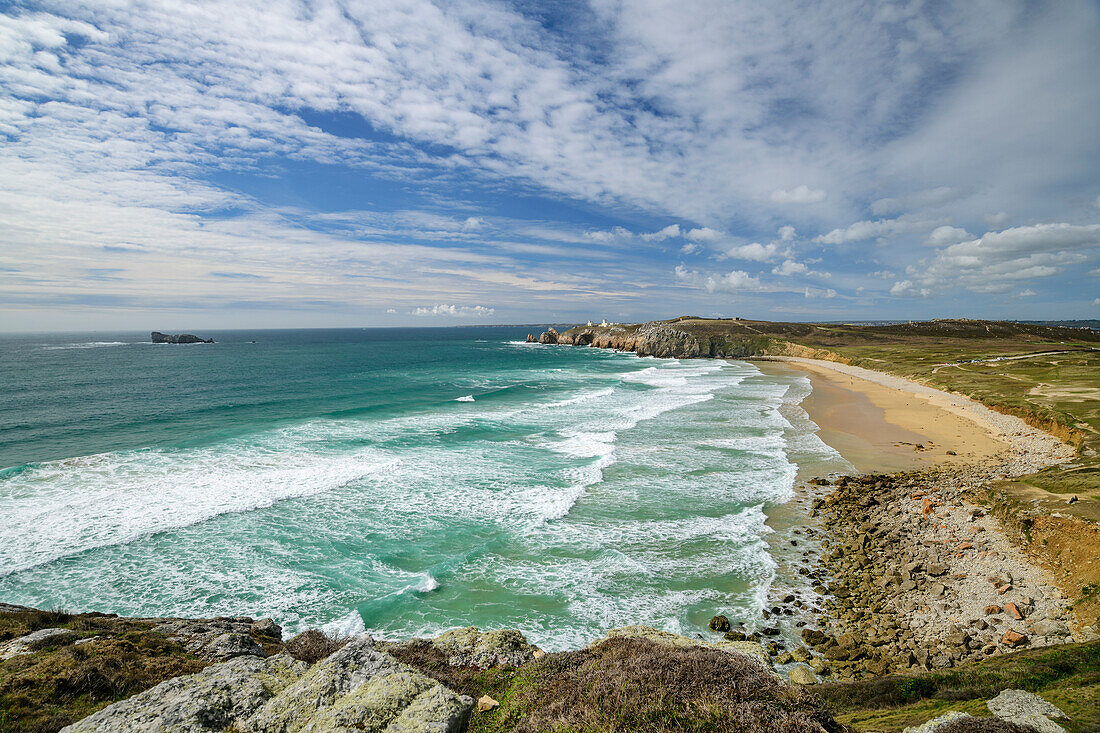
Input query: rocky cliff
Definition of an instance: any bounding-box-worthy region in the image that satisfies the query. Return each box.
[540,320,795,359]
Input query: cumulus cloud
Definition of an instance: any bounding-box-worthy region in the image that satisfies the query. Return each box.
[772,259,808,276]
[412,304,495,317]
[726,242,781,262]
[890,280,931,297]
[925,226,971,247]
[910,223,1100,294]
[680,242,701,255]
[777,225,796,241]
[1017,289,1037,297]
[641,224,681,241]
[675,265,762,294]
[686,227,724,243]
[770,185,825,204]
[816,215,937,245]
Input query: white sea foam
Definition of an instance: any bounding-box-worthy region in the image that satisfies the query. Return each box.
[41,341,130,350]
[414,573,440,593]
[455,395,475,402]
[0,443,399,576]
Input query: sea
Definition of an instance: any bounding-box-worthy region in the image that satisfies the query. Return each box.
[0,327,851,649]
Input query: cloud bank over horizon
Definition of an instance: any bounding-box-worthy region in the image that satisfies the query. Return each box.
[1,0,1098,330]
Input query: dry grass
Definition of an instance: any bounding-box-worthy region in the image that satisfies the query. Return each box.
[283,629,350,664]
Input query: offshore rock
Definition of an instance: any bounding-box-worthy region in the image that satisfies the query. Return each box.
[151,331,214,344]
[63,637,474,733]
[538,328,560,344]
[525,333,536,343]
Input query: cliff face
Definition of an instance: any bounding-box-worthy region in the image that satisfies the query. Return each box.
[542,321,791,359]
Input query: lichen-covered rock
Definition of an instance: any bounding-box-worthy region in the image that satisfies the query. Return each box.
[596,625,771,666]
[153,618,268,661]
[903,711,973,732]
[241,636,472,732]
[426,627,538,668]
[60,654,307,732]
[0,628,77,660]
[63,638,472,733]
[987,689,1068,733]
[788,665,817,685]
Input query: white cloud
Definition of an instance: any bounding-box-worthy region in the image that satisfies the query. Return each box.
[641,224,681,241]
[816,215,936,245]
[686,227,723,243]
[412,304,495,317]
[913,223,1100,294]
[925,225,972,247]
[890,280,931,297]
[1017,289,1037,297]
[777,225,796,241]
[770,185,825,204]
[679,242,700,255]
[773,259,808,276]
[675,265,762,294]
[726,242,780,261]
[870,270,896,279]
[804,287,837,299]
[984,212,1011,228]
[462,217,483,230]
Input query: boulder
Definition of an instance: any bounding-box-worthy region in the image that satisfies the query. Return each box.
[427,627,538,668]
[243,638,472,732]
[597,626,771,666]
[788,665,817,685]
[61,654,307,732]
[0,628,77,660]
[903,711,972,732]
[525,334,536,343]
[709,615,731,632]
[63,636,474,733]
[1028,618,1069,638]
[477,695,499,712]
[538,329,560,344]
[987,689,1068,733]
[1001,630,1029,648]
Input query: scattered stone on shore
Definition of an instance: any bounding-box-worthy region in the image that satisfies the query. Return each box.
[61,636,474,733]
[787,664,816,685]
[800,456,1086,679]
[709,615,731,632]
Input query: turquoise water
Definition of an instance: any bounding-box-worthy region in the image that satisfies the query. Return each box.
[0,328,848,648]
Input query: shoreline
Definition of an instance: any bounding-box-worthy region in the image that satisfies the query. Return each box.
[751,356,1093,681]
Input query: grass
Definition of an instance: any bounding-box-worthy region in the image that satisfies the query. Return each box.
[393,636,844,733]
[0,611,208,733]
[815,641,1100,732]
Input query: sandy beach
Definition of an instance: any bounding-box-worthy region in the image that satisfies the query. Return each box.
[750,356,1093,681]
[755,357,1069,474]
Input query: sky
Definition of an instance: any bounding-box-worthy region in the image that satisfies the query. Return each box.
[1,0,1099,331]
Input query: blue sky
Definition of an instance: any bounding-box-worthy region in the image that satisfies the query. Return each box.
[1,0,1098,330]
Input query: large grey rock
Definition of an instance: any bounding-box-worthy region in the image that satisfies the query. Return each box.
[153,619,267,661]
[427,626,538,668]
[903,711,972,732]
[987,689,1068,733]
[597,625,772,667]
[62,637,473,733]
[0,628,77,660]
[242,636,472,732]
[61,654,307,732]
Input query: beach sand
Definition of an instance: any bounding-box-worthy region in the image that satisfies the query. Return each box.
[756,359,1011,473]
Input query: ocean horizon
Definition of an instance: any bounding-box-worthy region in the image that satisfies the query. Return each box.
[0,327,849,650]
